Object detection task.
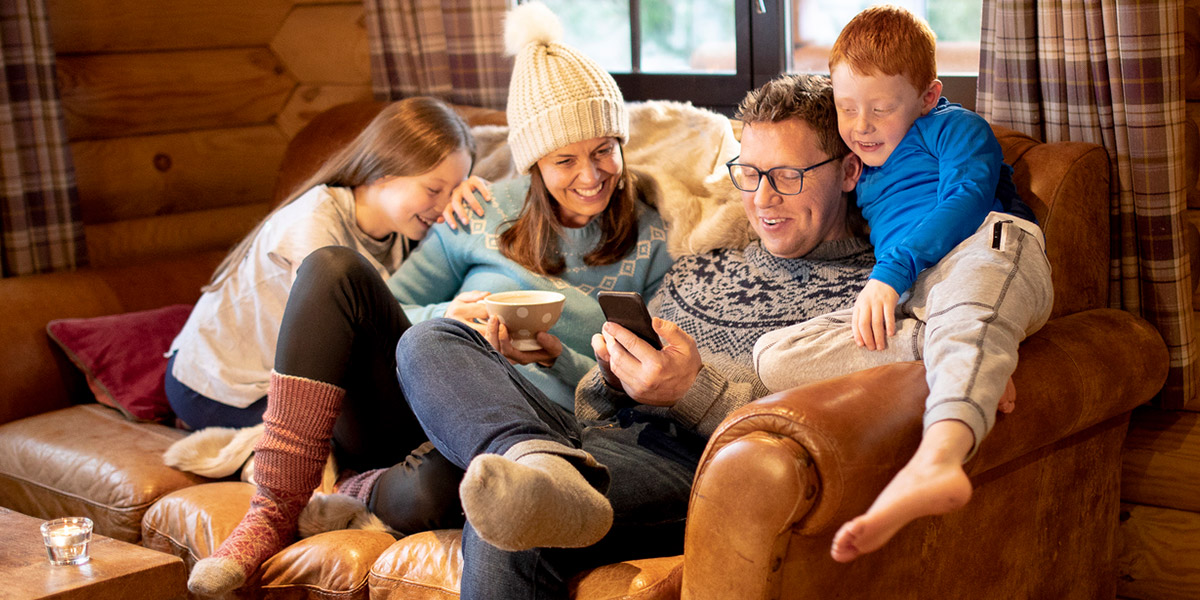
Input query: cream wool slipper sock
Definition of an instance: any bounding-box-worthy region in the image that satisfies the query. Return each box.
[459,442,612,551]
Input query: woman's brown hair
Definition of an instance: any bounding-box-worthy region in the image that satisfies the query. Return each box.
[204,97,475,290]
[497,146,639,277]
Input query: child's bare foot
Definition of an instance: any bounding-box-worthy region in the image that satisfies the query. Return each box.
[997,377,1016,414]
[830,421,974,562]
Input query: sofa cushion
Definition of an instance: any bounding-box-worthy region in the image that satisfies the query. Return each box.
[367,528,684,600]
[144,481,396,599]
[46,304,192,422]
[0,404,208,542]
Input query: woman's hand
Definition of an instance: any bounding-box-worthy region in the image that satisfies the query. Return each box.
[599,318,702,407]
[444,290,491,334]
[852,279,899,350]
[485,315,562,367]
[441,176,493,230]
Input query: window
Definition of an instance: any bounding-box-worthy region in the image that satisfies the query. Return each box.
[536,0,982,114]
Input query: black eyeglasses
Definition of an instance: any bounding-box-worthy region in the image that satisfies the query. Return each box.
[725,155,837,195]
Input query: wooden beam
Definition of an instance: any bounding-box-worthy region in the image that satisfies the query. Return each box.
[84,204,269,269]
[47,0,294,53]
[71,126,289,224]
[270,4,371,85]
[58,49,296,140]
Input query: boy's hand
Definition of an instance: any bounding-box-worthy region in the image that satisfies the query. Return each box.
[441,176,493,230]
[852,280,899,350]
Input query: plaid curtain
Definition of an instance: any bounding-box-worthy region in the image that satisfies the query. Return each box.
[362,0,511,110]
[0,0,85,276]
[977,0,1193,407]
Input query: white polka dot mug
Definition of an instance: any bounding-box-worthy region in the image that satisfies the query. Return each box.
[482,290,566,351]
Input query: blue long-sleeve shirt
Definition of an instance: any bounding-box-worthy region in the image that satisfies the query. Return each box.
[856,98,1035,294]
[387,175,673,410]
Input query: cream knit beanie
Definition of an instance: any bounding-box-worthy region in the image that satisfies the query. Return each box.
[504,2,628,174]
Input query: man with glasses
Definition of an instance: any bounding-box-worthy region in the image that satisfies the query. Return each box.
[390,73,882,598]
[578,71,881,446]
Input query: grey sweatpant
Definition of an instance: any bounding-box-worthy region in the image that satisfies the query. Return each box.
[754,212,1053,459]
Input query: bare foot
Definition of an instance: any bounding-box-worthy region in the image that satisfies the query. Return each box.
[830,421,975,562]
[997,377,1016,414]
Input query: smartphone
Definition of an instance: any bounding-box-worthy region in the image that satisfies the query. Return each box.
[598,291,663,351]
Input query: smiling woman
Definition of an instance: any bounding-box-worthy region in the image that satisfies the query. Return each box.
[535,138,623,228]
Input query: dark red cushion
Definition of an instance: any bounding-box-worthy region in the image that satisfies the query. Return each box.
[46,304,193,422]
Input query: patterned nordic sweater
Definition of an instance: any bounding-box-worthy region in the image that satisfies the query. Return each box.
[576,236,875,437]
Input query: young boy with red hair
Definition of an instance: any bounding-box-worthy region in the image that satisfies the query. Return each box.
[754,5,1054,562]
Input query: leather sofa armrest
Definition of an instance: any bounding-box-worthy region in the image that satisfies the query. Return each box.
[683,308,1166,598]
[0,252,222,426]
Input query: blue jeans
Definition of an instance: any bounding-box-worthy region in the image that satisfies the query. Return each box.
[396,319,705,600]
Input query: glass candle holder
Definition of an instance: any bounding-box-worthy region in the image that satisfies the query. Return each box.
[40,517,93,566]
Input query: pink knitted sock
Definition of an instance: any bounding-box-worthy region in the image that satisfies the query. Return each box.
[188,372,345,596]
[335,468,387,504]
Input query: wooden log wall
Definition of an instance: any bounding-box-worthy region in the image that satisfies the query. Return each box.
[1118,3,1200,597]
[47,0,373,267]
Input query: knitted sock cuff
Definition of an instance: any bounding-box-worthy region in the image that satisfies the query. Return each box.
[263,371,345,428]
[502,439,610,494]
[254,371,346,494]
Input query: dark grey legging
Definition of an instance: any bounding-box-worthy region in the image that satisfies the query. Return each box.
[278,245,464,533]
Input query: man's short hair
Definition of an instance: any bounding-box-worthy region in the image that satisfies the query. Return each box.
[735,73,849,161]
[828,5,937,93]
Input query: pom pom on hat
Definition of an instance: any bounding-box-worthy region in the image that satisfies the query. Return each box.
[504,1,563,57]
[504,2,628,174]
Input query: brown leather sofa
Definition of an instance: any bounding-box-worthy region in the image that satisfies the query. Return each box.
[0,100,1167,600]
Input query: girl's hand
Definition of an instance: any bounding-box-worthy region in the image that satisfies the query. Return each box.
[445,290,491,334]
[851,279,899,350]
[485,315,562,367]
[441,176,493,230]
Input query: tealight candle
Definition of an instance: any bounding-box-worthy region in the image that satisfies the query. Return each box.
[40,517,93,566]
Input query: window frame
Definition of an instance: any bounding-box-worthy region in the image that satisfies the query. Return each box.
[609,0,977,114]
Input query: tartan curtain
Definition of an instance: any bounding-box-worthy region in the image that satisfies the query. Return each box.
[0,0,85,277]
[976,0,1193,407]
[362,0,511,110]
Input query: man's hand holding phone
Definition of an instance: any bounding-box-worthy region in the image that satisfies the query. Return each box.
[591,317,702,407]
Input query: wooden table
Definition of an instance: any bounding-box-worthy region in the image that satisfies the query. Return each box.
[0,507,186,600]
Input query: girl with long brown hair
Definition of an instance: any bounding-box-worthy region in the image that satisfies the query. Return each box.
[166,96,484,430]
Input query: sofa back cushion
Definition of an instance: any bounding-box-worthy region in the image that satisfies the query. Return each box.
[994,125,1111,317]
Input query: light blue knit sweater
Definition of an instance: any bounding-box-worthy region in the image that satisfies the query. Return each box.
[388,175,673,410]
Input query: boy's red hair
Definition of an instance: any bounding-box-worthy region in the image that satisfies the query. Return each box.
[828,5,937,93]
